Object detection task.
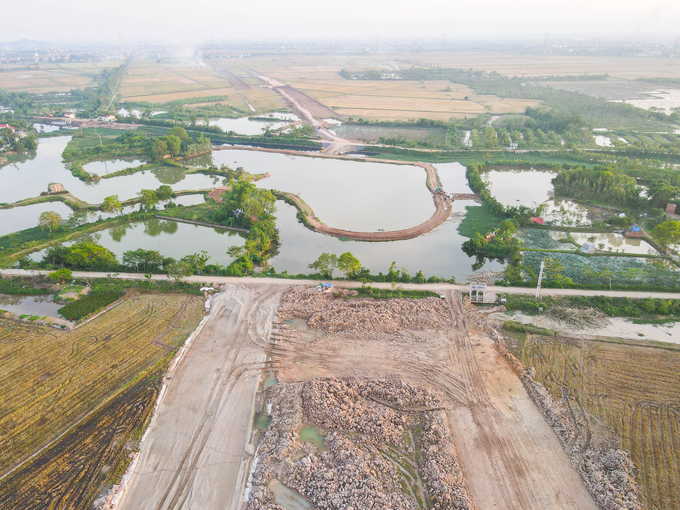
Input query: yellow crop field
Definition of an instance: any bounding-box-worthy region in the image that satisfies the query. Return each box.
[390,51,680,79]
[0,68,95,93]
[514,335,680,509]
[0,293,204,477]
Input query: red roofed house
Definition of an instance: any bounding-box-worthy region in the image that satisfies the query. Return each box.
[0,124,15,132]
[530,217,544,225]
[64,112,76,119]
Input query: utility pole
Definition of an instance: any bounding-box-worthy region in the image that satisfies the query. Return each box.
[535,260,545,298]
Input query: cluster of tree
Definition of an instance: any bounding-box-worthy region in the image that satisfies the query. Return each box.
[552,165,641,207]
[0,127,37,154]
[0,91,33,115]
[462,219,522,263]
[213,180,279,275]
[151,126,211,160]
[308,252,361,278]
[137,185,175,210]
[651,220,680,250]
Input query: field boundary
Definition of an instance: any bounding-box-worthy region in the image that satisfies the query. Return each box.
[154,215,250,233]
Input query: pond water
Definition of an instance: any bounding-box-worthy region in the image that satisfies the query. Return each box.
[0,293,62,318]
[30,218,246,264]
[541,198,593,227]
[204,114,297,136]
[298,426,324,447]
[434,162,473,193]
[83,158,146,176]
[195,150,435,232]
[0,201,74,237]
[268,480,313,510]
[29,199,505,280]
[594,135,613,147]
[0,136,221,205]
[613,88,680,115]
[570,232,659,255]
[33,123,62,133]
[482,168,557,208]
[268,200,505,279]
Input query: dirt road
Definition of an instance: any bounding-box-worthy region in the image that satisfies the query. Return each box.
[118,284,284,510]
[268,291,598,509]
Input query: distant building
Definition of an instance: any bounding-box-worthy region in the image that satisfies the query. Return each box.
[64,112,75,119]
[666,203,677,215]
[97,115,117,122]
[625,224,643,239]
[508,143,518,150]
[0,124,15,132]
[530,217,544,225]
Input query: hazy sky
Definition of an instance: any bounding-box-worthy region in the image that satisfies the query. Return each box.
[3,0,679,44]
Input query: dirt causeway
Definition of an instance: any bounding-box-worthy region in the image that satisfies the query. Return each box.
[119,284,597,509]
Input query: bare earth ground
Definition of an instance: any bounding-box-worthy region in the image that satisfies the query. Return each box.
[268,290,597,509]
[118,284,284,510]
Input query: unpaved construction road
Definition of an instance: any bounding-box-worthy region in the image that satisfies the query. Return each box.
[118,284,283,510]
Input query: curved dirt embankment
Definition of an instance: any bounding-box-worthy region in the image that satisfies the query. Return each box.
[213,146,452,242]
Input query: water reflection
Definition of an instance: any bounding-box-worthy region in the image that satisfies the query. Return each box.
[0,293,63,318]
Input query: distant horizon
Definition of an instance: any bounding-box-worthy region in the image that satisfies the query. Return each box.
[3,0,679,46]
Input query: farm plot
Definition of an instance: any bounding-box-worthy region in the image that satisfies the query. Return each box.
[521,250,679,288]
[0,65,97,93]
[510,335,680,509]
[0,293,204,478]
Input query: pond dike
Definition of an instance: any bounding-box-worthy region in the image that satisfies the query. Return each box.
[212,146,462,242]
[154,215,250,233]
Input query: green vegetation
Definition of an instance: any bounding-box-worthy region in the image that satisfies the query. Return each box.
[457,204,504,238]
[552,165,642,208]
[463,219,521,262]
[48,268,72,283]
[215,180,278,275]
[353,287,439,300]
[466,162,537,220]
[57,292,122,321]
[0,277,50,295]
[503,293,680,317]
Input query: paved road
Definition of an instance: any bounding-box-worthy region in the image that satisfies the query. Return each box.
[3,269,680,299]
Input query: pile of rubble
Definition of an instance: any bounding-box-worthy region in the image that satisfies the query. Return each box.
[246,377,472,510]
[277,287,453,339]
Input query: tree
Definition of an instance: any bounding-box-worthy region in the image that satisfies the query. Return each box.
[180,251,210,274]
[38,211,62,237]
[48,268,72,283]
[102,195,123,215]
[652,220,680,250]
[66,210,90,229]
[648,180,680,208]
[337,252,361,278]
[138,189,159,210]
[166,261,193,282]
[165,135,181,157]
[152,139,168,160]
[62,242,117,270]
[156,185,174,203]
[123,249,163,272]
[308,253,338,278]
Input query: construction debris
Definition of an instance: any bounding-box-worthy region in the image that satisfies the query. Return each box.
[277,287,453,340]
[545,305,611,330]
[245,377,472,510]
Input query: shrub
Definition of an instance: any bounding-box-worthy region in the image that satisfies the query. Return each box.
[48,268,72,283]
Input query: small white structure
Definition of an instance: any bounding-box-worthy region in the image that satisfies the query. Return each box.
[469,283,487,303]
[581,242,596,254]
[508,143,519,150]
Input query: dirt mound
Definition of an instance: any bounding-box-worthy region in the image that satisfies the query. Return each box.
[277,287,453,339]
[245,377,472,510]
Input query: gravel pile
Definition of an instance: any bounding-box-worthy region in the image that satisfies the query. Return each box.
[278,287,453,338]
[246,377,472,510]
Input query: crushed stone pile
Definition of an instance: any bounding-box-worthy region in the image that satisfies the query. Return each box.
[277,287,453,338]
[245,377,472,510]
